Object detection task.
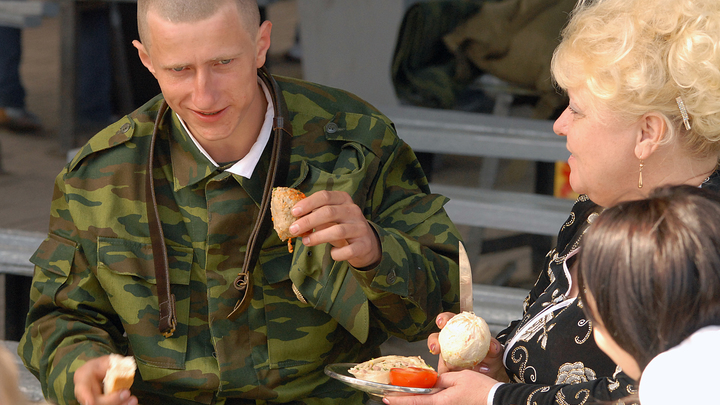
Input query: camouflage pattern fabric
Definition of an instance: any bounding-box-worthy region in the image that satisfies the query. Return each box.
[19,74,461,404]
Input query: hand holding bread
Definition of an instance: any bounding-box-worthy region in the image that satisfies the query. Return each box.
[272,188,382,269]
[73,354,138,405]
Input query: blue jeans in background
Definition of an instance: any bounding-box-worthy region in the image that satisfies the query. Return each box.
[0,27,26,109]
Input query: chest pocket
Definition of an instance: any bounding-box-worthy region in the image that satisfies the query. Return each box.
[96,237,193,371]
[296,142,377,207]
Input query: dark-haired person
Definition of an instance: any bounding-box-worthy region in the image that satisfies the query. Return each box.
[17,1,461,404]
[385,0,720,404]
[578,185,720,405]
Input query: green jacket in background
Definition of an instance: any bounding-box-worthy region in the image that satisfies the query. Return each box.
[19,74,461,404]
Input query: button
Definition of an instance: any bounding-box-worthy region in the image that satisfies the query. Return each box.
[325,122,338,134]
[120,122,131,133]
[387,269,397,284]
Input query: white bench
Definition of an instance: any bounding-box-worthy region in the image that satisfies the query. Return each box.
[382,104,574,237]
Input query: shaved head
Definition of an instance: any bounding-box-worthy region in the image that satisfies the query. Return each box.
[137,0,261,50]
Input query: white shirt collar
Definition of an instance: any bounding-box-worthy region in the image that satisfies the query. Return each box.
[176,77,274,179]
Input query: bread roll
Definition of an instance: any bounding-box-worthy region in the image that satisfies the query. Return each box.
[271,187,306,252]
[103,354,136,394]
[438,311,491,368]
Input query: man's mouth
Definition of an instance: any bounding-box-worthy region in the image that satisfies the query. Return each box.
[199,110,221,116]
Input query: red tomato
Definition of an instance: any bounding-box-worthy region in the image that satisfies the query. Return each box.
[389,367,438,388]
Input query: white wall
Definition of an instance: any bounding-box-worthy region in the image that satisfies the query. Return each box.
[297,0,406,107]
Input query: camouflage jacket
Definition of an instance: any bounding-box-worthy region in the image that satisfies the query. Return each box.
[19,74,461,405]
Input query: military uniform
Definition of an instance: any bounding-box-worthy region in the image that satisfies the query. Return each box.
[19,73,461,405]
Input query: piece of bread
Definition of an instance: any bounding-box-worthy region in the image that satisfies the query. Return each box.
[348,355,434,384]
[271,187,306,252]
[103,354,136,394]
[438,311,491,369]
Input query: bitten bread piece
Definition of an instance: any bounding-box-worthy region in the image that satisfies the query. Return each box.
[103,354,136,394]
[271,187,306,252]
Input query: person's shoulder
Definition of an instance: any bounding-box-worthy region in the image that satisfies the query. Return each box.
[274,75,394,127]
[67,95,167,173]
[274,75,400,157]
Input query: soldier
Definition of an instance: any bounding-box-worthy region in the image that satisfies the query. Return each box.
[18,1,461,405]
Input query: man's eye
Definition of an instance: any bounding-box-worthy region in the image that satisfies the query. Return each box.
[219,59,233,65]
[172,66,185,72]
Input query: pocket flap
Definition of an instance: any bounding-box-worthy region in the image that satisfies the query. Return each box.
[98,237,192,285]
[30,233,77,277]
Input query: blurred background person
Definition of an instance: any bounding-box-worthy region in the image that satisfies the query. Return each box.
[0,26,42,132]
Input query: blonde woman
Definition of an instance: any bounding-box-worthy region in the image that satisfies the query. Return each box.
[386,0,720,404]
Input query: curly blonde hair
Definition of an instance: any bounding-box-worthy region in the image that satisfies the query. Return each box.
[551,0,720,156]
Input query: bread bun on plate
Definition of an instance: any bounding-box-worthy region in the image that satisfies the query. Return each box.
[348,355,433,384]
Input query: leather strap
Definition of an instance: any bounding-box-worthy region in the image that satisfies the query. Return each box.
[147,67,292,336]
[228,67,292,319]
[146,101,177,338]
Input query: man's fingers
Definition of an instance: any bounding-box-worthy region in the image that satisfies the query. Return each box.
[291,190,352,217]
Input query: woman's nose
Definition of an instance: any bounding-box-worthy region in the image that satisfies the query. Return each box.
[553,108,570,137]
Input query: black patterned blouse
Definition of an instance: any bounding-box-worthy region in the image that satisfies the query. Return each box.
[491,170,720,405]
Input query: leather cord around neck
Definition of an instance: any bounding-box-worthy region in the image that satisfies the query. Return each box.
[147,67,292,337]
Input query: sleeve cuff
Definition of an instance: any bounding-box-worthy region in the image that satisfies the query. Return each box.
[487,382,504,405]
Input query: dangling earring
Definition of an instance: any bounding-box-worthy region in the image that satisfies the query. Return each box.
[638,160,644,189]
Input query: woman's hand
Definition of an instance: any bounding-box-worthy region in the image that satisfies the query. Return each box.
[290,190,381,269]
[74,356,138,405]
[383,370,500,405]
[428,313,509,382]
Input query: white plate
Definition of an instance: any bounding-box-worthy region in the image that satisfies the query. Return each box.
[325,363,443,398]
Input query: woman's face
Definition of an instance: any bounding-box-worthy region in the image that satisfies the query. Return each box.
[553,89,644,207]
[584,292,642,380]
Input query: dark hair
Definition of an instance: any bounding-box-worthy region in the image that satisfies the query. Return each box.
[578,185,720,373]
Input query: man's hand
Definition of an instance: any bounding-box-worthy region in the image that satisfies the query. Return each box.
[74,356,138,405]
[290,190,381,269]
[428,313,509,381]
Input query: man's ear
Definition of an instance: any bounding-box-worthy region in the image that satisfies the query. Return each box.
[255,20,272,69]
[634,112,666,160]
[133,40,156,77]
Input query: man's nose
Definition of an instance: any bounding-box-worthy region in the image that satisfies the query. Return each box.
[192,69,219,109]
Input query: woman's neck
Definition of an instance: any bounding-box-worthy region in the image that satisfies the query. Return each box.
[643,147,719,190]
